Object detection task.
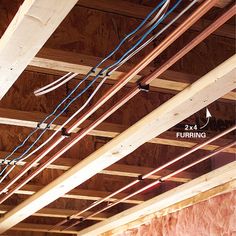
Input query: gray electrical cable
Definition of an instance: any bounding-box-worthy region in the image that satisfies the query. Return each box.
[0,0,191,184]
[34,72,78,96]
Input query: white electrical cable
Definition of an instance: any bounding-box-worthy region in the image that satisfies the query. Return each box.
[112,0,198,71]
[0,0,190,184]
[0,165,14,185]
[0,74,110,185]
[3,0,185,168]
[34,72,73,94]
[0,2,170,183]
[34,72,78,96]
[34,1,170,97]
[17,1,172,161]
[129,0,170,42]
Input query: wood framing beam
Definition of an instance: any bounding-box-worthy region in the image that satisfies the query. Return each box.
[7,181,236,235]
[0,0,78,100]
[0,205,111,221]
[0,183,144,204]
[28,48,236,101]
[0,54,235,233]
[77,0,235,38]
[1,108,235,154]
[0,152,196,183]
[79,161,236,235]
[11,223,78,235]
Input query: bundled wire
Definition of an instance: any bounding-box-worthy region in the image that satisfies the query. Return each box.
[34,0,171,96]
[0,0,174,182]
[34,72,77,96]
[45,0,206,229]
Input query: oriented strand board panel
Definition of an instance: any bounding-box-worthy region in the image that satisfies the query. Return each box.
[0,108,235,154]
[29,49,236,101]
[0,54,235,233]
[77,0,235,38]
[0,0,78,99]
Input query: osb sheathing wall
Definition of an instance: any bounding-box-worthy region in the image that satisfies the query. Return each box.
[0,0,235,235]
[116,191,236,236]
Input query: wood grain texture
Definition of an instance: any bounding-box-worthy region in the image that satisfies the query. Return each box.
[28,48,236,101]
[0,182,145,204]
[0,151,196,183]
[0,54,235,233]
[106,181,236,236]
[77,0,235,38]
[0,0,77,99]
[0,204,111,221]
[0,108,235,154]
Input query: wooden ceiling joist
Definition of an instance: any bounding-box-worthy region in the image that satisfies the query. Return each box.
[79,161,236,235]
[1,108,235,154]
[0,205,111,221]
[28,48,236,101]
[6,180,236,235]
[77,0,235,38]
[0,0,78,100]
[0,183,145,205]
[0,152,196,183]
[0,54,235,233]
[11,223,78,235]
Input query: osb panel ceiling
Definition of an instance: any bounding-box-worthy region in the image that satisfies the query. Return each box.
[0,0,235,235]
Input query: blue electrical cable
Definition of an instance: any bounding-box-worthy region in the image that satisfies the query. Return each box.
[109,0,182,72]
[0,0,184,177]
[0,0,169,172]
[0,0,177,176]
[0,71,92,165]
[93,0,167,71]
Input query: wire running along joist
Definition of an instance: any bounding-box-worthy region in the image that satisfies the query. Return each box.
[0,0,226,216]
[0,1,235,232]
[0,0,188,191]
[0,0,175,181]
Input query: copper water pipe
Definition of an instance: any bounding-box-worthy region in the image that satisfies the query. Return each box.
[54,3,236,225]
[0,0,226,204]
[64,138,236,230]
[141,3,236,86]
[55,125,236,230]
[66,0,217,133]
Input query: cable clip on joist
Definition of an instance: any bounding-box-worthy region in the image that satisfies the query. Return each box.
[90,67,97,74]
[37,123,50,129]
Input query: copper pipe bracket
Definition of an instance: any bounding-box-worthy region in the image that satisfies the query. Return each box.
[138,174,144,181]
[137,83,149,92]
[61,128,71,138]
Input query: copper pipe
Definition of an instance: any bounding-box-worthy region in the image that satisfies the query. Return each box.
[50,6,236,229]
[66,0,216,133]
[0,0,216,203]
[0,136,64,196]
[64,139,236,230]
[0,0,219,204]
[142,126,236,179]
[53,124,236,230]
[141,3,236,85]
